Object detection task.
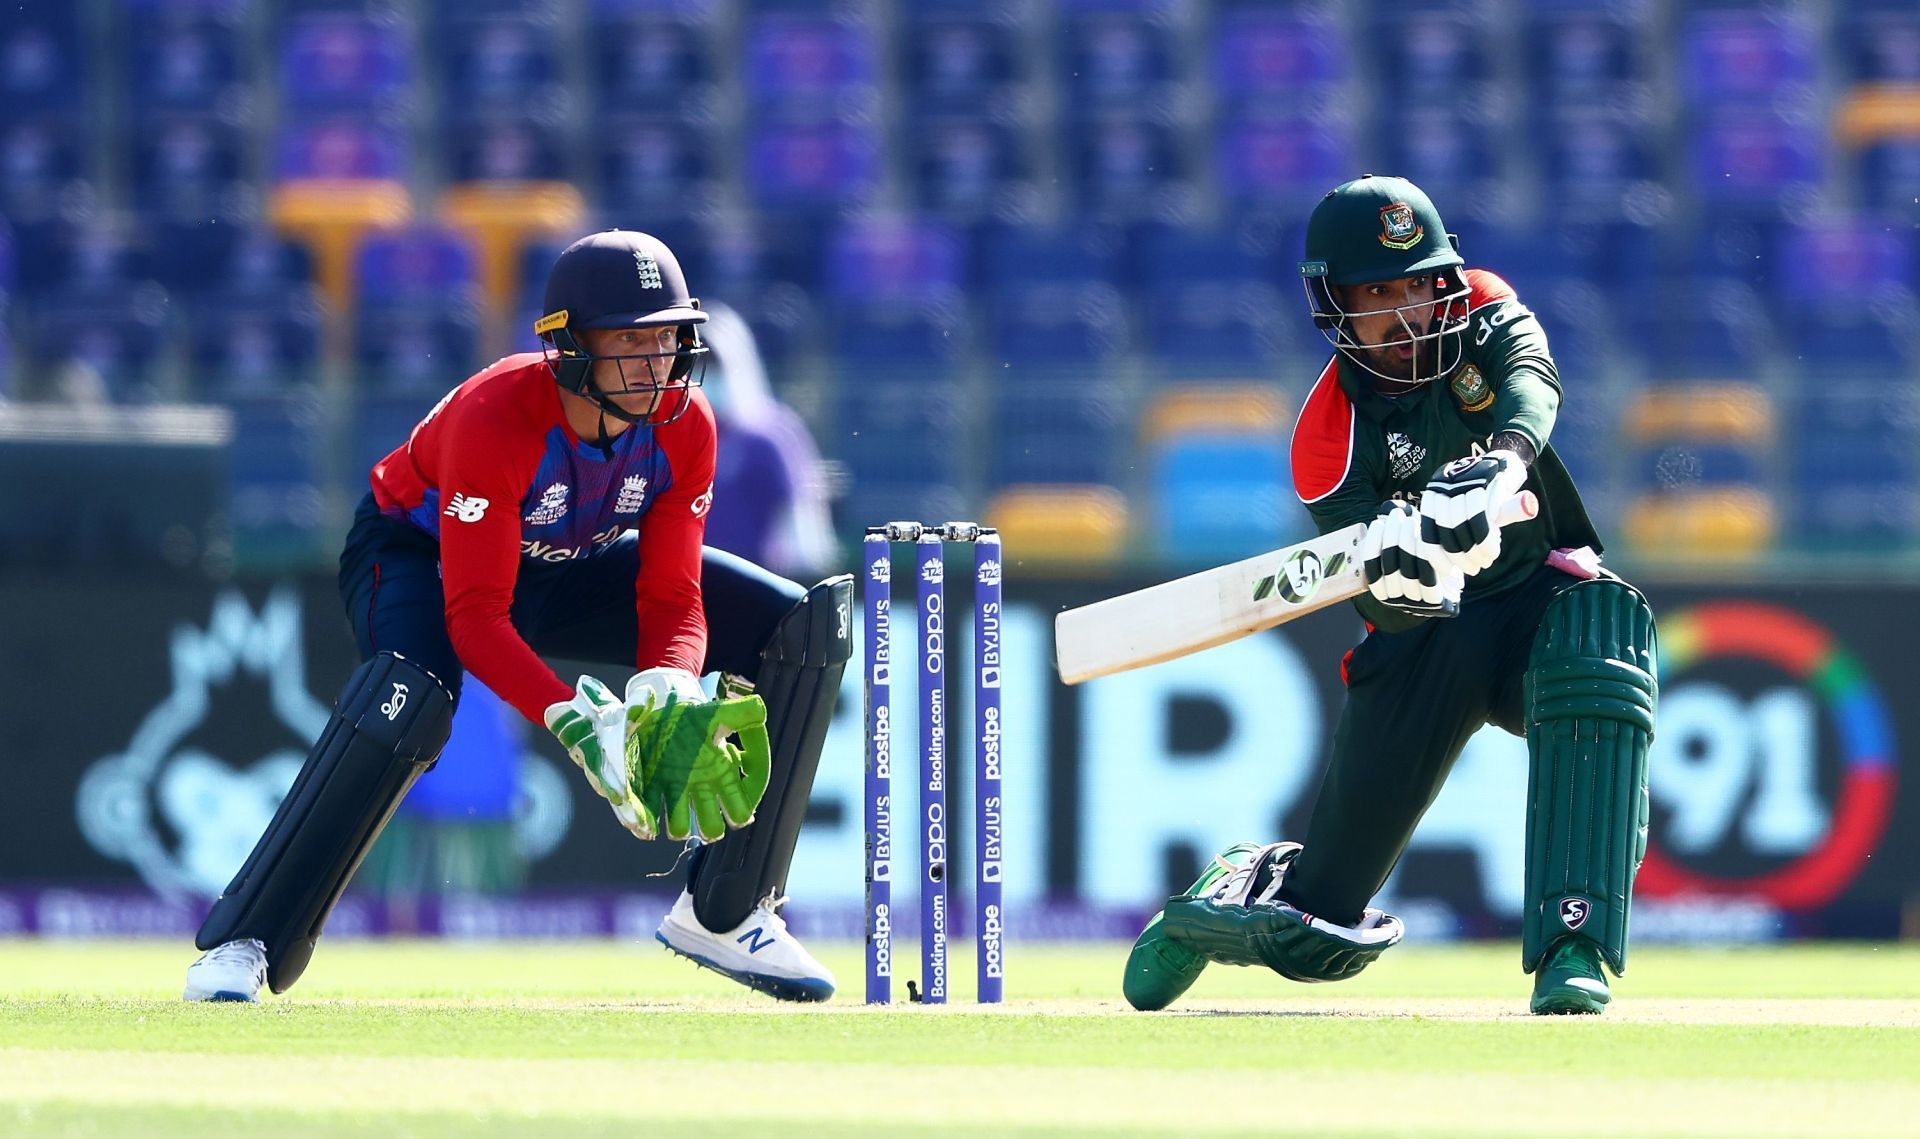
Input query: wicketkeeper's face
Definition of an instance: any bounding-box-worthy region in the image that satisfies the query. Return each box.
[580,324,684,417]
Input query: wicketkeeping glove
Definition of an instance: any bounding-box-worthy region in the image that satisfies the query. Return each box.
[1418,448,1528,577]
[624,669,773,843]
[546,675,657,840]
[1361,500,1464,618]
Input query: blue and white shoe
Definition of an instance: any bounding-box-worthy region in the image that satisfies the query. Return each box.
[183,938,267,1002]
[655,890,836,1003]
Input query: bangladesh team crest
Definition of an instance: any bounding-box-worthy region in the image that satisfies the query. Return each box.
[1451,363,1494,412]
[1378,202,1423,250]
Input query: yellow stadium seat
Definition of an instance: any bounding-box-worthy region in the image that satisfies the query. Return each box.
[1622,488,1777,560]
[1621,383,1774,444]
[268,180,413,327]
[440,182,587,356]
[1835,84,1920,148]
[983,484,1131,569]
[1140,383,1290,444]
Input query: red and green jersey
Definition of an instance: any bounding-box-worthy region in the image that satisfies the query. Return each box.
[1291,269,1602,632]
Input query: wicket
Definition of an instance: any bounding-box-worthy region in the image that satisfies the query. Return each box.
[863,521,1003,1005]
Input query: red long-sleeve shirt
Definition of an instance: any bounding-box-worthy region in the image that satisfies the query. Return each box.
[369,353,715,723]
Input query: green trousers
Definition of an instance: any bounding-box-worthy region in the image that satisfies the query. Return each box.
[1280,564,1583,926]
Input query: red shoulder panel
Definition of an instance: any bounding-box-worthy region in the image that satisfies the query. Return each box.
[1290,358,1353,504]
[1464,268,1517,309]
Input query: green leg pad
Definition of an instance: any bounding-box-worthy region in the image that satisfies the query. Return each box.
[1522,577,1657,977]
[1123,842,1263,1011]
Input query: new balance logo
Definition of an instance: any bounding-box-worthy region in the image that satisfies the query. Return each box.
[737,927,775,955]
[444,494,489,523]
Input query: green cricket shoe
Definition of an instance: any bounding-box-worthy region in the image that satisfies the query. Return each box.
[1530,936,1611,1015]
[1123,841,1264,1011]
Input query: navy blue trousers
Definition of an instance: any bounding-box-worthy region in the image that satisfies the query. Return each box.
[338,493,804,709]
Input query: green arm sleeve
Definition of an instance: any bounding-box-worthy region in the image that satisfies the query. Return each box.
[1474,300,1562,456]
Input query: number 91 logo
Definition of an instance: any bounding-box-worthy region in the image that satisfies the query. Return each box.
[1638,603,1897,910]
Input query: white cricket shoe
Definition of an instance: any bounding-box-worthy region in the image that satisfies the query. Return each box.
[183,938,268,1002]
[655,890,836,1002]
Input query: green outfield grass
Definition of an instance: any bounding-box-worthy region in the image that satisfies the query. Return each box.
[2,940,1917,1137]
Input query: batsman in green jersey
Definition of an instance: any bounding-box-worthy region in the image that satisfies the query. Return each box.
[1125,175,1657,1015]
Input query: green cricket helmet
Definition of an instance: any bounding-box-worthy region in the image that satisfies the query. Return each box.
[1299,175,1473,386]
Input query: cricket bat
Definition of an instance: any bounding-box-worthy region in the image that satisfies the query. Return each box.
[1054,492,1538,685]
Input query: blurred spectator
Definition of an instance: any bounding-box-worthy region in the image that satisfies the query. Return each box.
[699,303,835,580]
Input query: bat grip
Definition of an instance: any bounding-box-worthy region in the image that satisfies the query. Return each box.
[1496,490,1538,528]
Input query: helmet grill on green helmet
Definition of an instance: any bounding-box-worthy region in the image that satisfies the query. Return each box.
[1299,175,1475,387]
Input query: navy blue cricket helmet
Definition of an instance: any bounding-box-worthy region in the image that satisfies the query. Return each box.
[534,230,709,426]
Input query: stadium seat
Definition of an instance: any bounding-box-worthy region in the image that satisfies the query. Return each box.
[1688,110,1823,208]
[126,0,250,113]
[352,226,484,392]
[1065,116,1190,219]
[907,118,1033,222]
[444,115,570,185]
[1058,2,1180,112]
[1524,5,1649,106]
[742,13,877,115]
[983,485,1130,567]
[1787,383,1920,550]
[280,12,413,114]
[594,116,716,220]
[129,115,249,220]
[1216,116,1352,207]
[0,115,91,225]
[1379,107,1504,206]
[441,183,584,355]
[824,215,965,308]
[1679,9,1820,109]
[268,178,412,315]
[1211,8,1349,114]
[1535,110,1664,218]
[902,9,1025,114]
[987,384,1128,487]
[440,13,564,110]
[1140,384,1299,562]
[0,3,84,112]
[1621,488,1776,561]
[1368,6,1495,109]
[745,119,881,214]
[829,380,965,494]
[1836,5,1920,84]
[18,286,176,404]
[1855,139,1920,214]
[188,292,328,396]
[589,5,716,116]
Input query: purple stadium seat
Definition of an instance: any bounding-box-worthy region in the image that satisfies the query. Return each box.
[746,120,881,211]
[1,4,83,111]
[909,117,1030,220]
[1212,10,1348,104]
[127,1,249,111]
[1216,116,1352,206]
[354,225,479,302]
[1689,110,1822,207]
[1680,11,1818,108]
[743,14,877,112]
[281,13,412,112]
[274,118,407,180]
[190,293,327,394]
[1381,108,1502,204]
[1774,217,1916,307]
[825,216,963,305]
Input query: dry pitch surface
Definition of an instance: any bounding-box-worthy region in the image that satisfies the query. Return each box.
[2,940,1917,1138]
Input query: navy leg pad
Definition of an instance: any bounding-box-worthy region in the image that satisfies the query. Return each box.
[196,651,452,992]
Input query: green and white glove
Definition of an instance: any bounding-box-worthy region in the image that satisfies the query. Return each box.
[546,675,658,839]
[625,668,773,842]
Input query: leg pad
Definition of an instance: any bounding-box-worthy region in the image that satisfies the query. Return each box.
[196,652,452,992]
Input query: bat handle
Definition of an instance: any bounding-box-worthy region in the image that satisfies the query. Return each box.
[1496,490,1539,528]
